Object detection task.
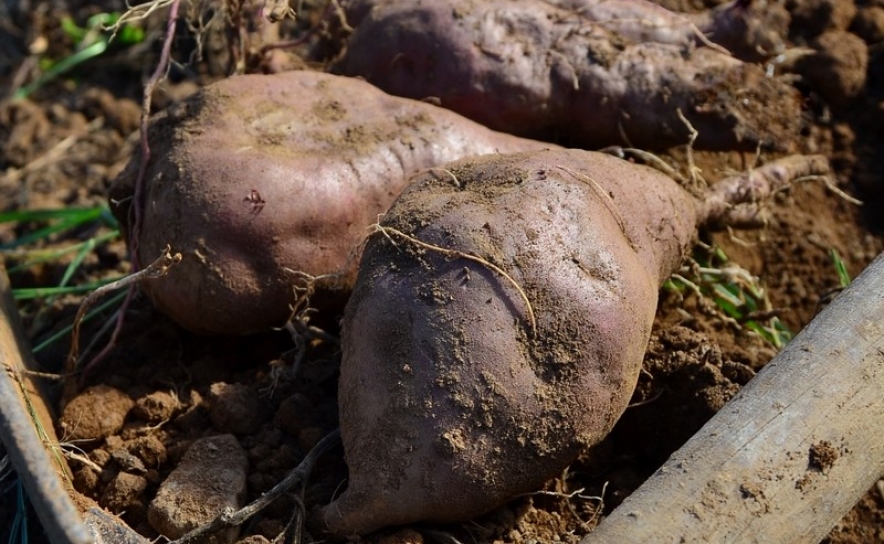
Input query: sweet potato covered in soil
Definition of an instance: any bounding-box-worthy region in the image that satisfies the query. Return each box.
[316,149,830,537]
[108,71,547,335]
[336,0,799,150]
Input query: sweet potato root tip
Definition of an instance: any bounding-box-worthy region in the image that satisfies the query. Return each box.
[701,154,832,228]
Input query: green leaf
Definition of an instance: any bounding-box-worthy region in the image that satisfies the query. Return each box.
[829,248,851,288]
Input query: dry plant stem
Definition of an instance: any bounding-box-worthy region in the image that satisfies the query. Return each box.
[65,247,181,381]
[131,0,181,271]
[330,0,354,32]
[170,428,341,544]
[372,225,537,337]
[676,108,703,187]
[260,0,333,54]
[84,0,181,379]
[109,0,176,39]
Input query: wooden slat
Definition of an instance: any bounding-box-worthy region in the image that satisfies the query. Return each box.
[583,252,884,544]
[0,263,90,544]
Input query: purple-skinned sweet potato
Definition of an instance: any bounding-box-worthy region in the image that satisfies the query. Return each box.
[315,149,830,537]
[108,71,548,335]
[335,0,799,150]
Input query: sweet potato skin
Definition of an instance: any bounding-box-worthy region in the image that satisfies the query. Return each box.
[109,71,546,334]
[316,149,699,536]
[337,0,801,150]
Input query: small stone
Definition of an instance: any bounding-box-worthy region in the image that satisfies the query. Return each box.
[789,0,857,37]
[798,30,869,107]
[148,434,249,544]
[74,466,101,498]
[60,385,134,440]
[173,390,208,432]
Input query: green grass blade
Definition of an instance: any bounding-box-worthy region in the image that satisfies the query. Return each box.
[31,290,127,354]
[12,39,108,100]
[0,207,106,224]
[1,217,86,251]
[0,208,109,251]
[6,230,120,274]
[12,277,123,300]
[829,248,851,288]
[58,237,97,288]
[8,480,27,544]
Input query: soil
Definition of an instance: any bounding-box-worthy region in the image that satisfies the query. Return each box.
[1,0,884,543]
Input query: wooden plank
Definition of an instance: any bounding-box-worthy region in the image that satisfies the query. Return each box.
[582,252,884,544]
[0,263,90,544]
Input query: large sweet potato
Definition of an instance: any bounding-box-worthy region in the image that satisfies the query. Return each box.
[108,71,547,334]
[315,149,830,537]
[336,0,799,150]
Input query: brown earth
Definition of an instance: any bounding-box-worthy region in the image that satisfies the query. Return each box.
[1,0,884,543]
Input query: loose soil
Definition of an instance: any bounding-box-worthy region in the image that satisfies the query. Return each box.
[1,0,884,543]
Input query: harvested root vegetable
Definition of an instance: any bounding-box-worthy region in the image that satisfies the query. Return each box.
[316,149,830,537]
[108,71,547,335]
[336,0,799,150]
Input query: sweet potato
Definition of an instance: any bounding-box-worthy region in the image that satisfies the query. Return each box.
[335,0,799,150]
[108,71,547,335]
[315,149,830,537]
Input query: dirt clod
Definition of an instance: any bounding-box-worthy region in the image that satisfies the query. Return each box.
[100,471,148,515]
[797,30,869,107]
[59,385,134,441]
[809,440,840,473]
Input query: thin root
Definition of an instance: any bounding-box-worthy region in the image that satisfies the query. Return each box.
[555,165,627,236]
[798,174,863,206]
[424,167,463,189]
[65,246,181,381]
[370,225,537,338]
[676,108,705,187]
